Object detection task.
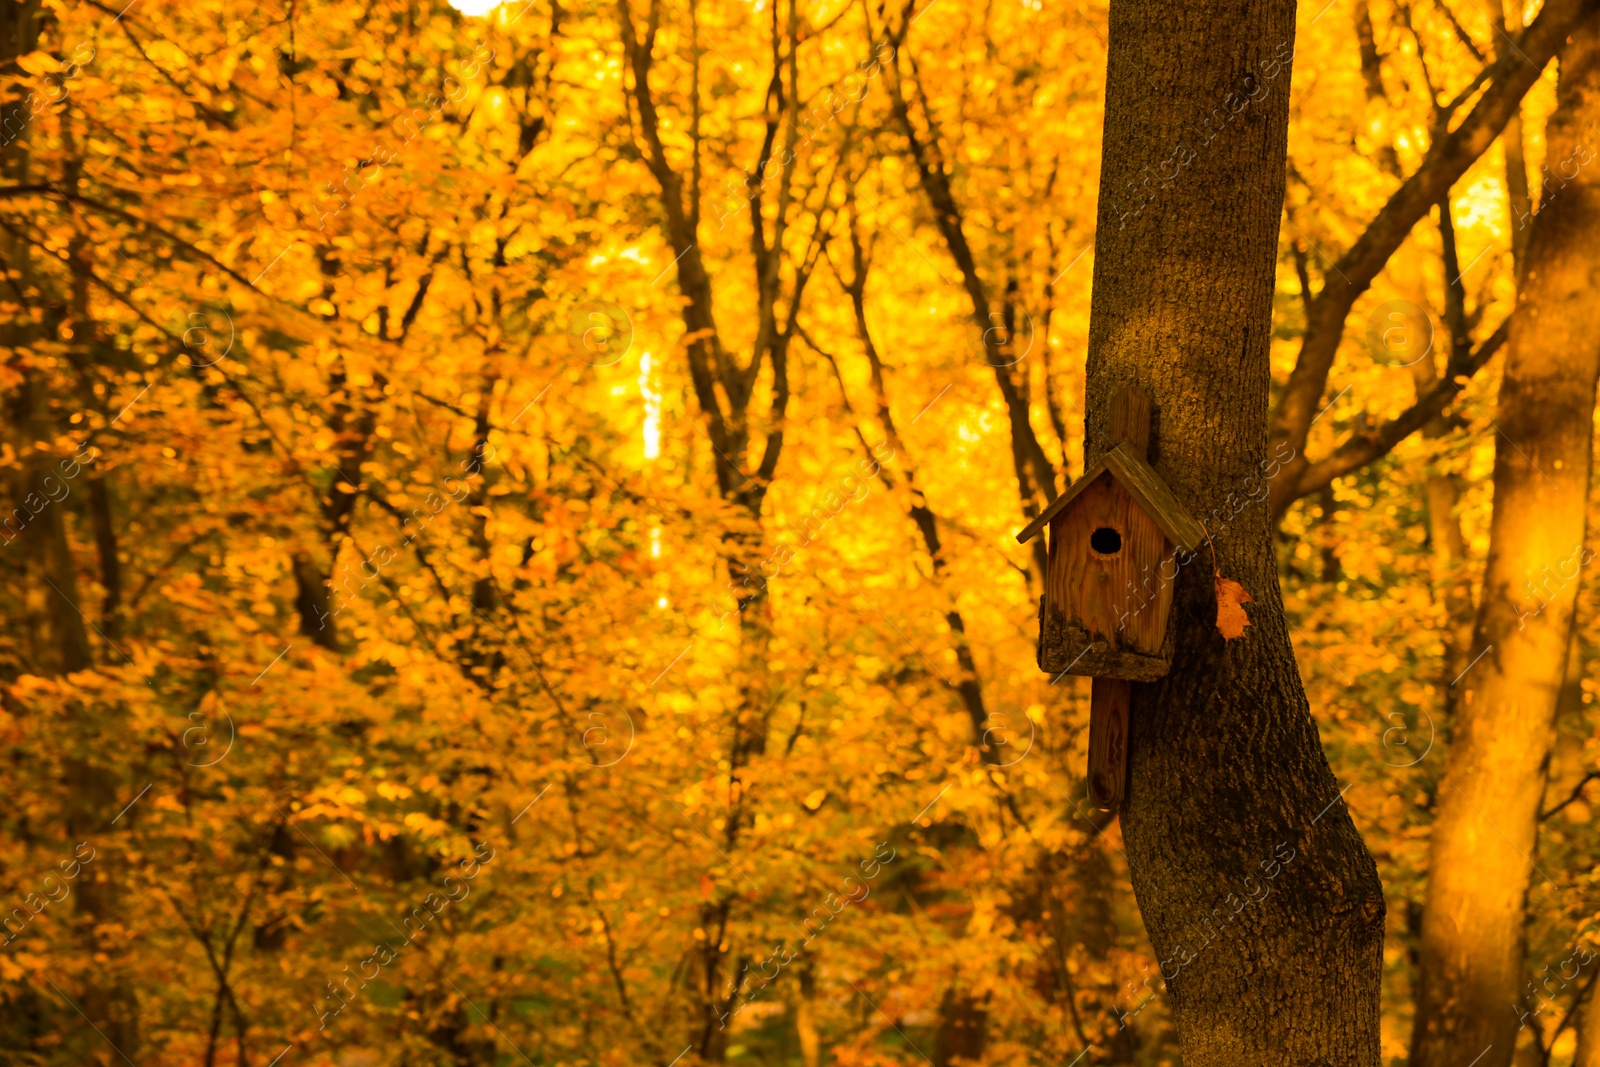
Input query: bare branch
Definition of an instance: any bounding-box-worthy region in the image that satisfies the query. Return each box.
[1288,316,1508,500]
[1267,0,1596,519]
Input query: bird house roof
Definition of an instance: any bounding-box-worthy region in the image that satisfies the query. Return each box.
[1015,443,1207,552]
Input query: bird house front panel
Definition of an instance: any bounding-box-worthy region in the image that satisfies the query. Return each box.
[1041,473,1176,678]
[1046,472,1173,650]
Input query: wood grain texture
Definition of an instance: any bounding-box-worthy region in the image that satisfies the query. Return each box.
[1046,472,1174,656]
[1083,380,1137,822]
[1109,386,1151,456]
[1088,677,1131,809]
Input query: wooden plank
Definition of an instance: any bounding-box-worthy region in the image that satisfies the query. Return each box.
[1016,453,1113,544]
[1015,506,1057,546]
[1109,386,1151,458]
[1088,677,1131,810]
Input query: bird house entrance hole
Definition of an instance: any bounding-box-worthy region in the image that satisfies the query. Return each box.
[1089,527,1122,555]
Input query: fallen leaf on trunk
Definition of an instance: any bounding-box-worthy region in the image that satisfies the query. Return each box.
[1215,576,1254,640]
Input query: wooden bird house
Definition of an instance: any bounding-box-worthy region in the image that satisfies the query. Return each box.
[1014,388,1206,811]
[1015,389,1205,681]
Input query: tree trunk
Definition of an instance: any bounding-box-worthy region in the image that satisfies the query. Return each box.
[1502,0,1535,277]
[796,963,821,1067]
[2,3,140,1057]
[1417,201,1478,713]
[1,0,90,678]
[1576,980,1600,1067]
[1410,19,1600,1067]
[932,989,987,1067]
[1083,2,1387,1064]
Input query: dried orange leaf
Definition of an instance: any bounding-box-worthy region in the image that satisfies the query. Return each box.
[1215,576,1254,641]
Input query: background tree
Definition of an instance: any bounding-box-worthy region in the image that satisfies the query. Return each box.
[1411,17,1600,1067]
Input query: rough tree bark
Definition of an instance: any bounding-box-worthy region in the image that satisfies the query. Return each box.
[1084,1,1387,1063]
[1410,18,1600,1067]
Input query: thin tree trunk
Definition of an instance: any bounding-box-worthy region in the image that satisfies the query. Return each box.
[1,0,90,678]
[885,39,1061,562]
[796,963,821,1067]
[932,990,987,1067]
[618,0,838,1053]
[1410,19,1600,1067]
[1576,981,1600,1067]
[2,2,139,1056]
[86,476,122,642]
[1421,461,1474,706]
[1085,1,1387,1063]
[819,218,1000,758]
[1503,0,1535,276]
[1418,200,1478,709]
